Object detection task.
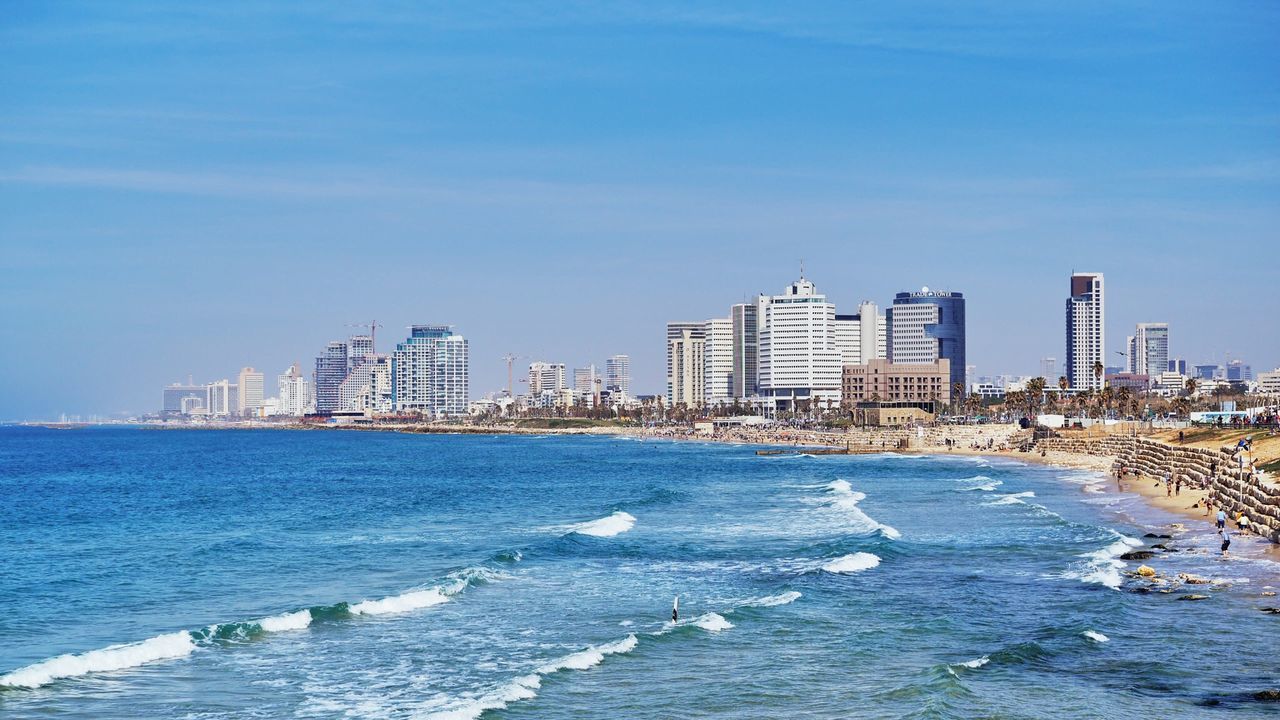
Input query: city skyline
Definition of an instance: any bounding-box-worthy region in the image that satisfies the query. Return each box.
[3,3,1279,419]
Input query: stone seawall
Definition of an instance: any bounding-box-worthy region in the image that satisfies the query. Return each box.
[1037,435,1280,543]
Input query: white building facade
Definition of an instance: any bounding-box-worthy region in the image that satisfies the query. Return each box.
[278,364,314,416]
[667,322,706,408]
[757,277,842,412]
[391,326,469,417]
[703,317,734,407]
[605,355,631,398]
[1066,272,1105,391]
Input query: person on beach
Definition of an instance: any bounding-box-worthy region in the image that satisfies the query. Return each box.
[1204,494,1213,517]
[1239,513,1251,534]
[1164,471,1172,497]
[1219,528,1231,556]
[1175,475,1182,496]
[1216,508,1227,530]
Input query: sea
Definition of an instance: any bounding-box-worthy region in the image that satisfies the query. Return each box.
[1,426,1278,719]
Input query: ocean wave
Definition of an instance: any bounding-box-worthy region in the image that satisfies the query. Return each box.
[2,565,505,690]
[987,491,1036,506]
[690,612,734,632]
[824,480,901,539]
[953,656,990,670]
[821,552,881,574]
[426,635,639,720]
[0,631,196,690]
[566,511,637,537]
[1063,534,1142,590]
[739,591,802,607]
[1082,630,1109,643]
[955,475,1002,492]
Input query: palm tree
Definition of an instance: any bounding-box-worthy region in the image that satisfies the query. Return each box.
[1058,375,1069,392]
[1184,377,1198,398]
[1026,377,1047,420]
[1115,386,1133,418]
[1092,361,1105,388]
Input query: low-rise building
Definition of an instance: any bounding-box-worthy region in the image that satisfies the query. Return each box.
[841,358,951,408]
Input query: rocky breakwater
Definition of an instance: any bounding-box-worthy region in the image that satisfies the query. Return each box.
[1037,434,1280,543]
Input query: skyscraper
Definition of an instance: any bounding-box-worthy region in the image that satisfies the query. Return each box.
[162,381,205,416]
[605,355,631,398]
[348,335,374,372]
[528,362,567,397]
[237,367,264,416]
[730,303,758,400]
[1040,357,1057,381]
[573,365,598,395]
[1129,323,1169,379]
[834,301,887,368]
[1066,272,1105,391]
[314,341,349,414]
[703,317,734,407]
[666,322,706,407]
[757,277,841,412]
[391,325,469,417]
[887,288,966,393]
[277,363,313,416]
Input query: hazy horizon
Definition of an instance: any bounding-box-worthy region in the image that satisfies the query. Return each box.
[3,2,1278,419]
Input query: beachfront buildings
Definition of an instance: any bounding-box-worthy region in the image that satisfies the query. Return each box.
[1066,272,1106,391]
[730,303,759,399]
[834,301,887,367]
[391,325,469,417]
[757,277,843,412]
[886,288,966,394]
[605,355,631,398]
[277,364,313,416]
[237,367,264,415]
[573,365,598,395]
[162,381,205,417]
[704,317,734,407]
[529,362,567,397]
[841,358,952,405]
[314,341,349,413]
[666,322,706,407]
[1126,323,1169,381]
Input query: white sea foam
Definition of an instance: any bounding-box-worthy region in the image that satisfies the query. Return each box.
[1066,534,1143,590]
[0,631,197,689]
[690,613,734,632]
[567,511,637,537]
[824,480,901,539]
[955,475,1002,492]
[821,552,882,574]
[987,491,1036,506]
[740,591,802,607]
[256,609,313,633]
[1082,630,1110,643]
[428,635,638,720]
[349,588,451,615]
[956,656,989,669]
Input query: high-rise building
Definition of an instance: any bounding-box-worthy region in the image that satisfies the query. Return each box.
[573,365,598,395]
[348,335,374,372]
[887,288,966,393]
[278,363,313,416]
[757,277,841,412]
[340,355,391,412]
[1065,272,1105,391]
[529,362,567,397]
[1127,323,1169,379]
[1168,358,1187,375]
[703,317,734,406]
[314,341,349,414]
[605,355,631,398]
[162,381,205,416]
[1040,357,1057,380]
[730,303,758,400]
[667,322,706,407]
[205,379,238,417]
[1193,364,1221,380]
[237,367,264,415]
[391,325,469,417]
[1226,360,1253,382]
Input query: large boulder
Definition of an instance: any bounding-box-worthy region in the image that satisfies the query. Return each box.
[1121,550,1156,561]
[1178,594,1209,601]
[1136,565,1157,577]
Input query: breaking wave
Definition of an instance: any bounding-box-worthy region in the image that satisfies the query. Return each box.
[987,491,1036,506]
[566,511,637,537]
[0,566,505,690]
[1083,630,1110,643]
[1062,534,1142,590]
[821,552,881,574]
[955,475,1002,492]
[824,480,901,539]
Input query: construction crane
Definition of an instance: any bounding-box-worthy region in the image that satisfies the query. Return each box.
[501,354,527,398]
[346,320,384,354]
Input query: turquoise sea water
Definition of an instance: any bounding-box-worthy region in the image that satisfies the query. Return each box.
[1,427,1278,718]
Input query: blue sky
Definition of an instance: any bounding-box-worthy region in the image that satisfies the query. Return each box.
[1,1,1277,418]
